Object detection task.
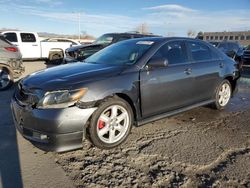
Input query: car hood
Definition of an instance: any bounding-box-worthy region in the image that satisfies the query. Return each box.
[66,43,104,52]
[22,63,124,91]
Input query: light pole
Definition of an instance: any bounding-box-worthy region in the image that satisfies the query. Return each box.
[73,11,81,41]
[78,12,81,41]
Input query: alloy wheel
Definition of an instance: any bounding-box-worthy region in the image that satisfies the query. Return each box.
[96,105,130,144]
[218,82,231,106]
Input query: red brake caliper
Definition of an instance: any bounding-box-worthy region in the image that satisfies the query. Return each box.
[98,120,105,129]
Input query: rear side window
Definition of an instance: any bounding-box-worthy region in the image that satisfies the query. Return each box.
[188,41,212,61]
[152,41,188,65]
[3,32,18,42]
[21,33,36,42]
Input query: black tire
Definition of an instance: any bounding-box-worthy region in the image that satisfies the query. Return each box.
[0,67,14,91]
[48,51,63,65]
[88,97,134,149]
[212,80,232,110]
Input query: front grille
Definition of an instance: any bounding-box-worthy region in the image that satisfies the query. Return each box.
[15,83,39,106]
[243,51,250,56]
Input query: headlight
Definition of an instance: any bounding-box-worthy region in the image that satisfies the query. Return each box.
[37,88,87,109]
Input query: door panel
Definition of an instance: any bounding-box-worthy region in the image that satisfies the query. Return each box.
[140,64,195,117]
[19,33,40,58]
[190,60,221,102]
[186,41,222,102]
[140,40,195,118]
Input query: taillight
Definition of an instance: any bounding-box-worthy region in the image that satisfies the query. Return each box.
[4,47,18,52]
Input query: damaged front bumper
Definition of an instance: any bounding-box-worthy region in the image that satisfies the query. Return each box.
[11,97,97,152]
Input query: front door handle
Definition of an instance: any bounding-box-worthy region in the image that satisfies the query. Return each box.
[219,62,224,68]
[184,68,192,75]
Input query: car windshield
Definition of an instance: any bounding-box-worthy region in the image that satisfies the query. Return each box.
[93,34,114,45]
[85,40,154,65]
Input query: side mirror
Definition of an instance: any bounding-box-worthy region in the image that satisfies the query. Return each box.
[147,58,169,68]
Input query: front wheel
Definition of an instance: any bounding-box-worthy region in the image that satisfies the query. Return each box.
[88,97,133,149]
[213,80,232,110]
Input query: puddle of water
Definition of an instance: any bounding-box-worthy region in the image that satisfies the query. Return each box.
[240,77,250,85]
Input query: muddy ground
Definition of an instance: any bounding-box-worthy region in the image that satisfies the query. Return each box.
[55,79,250,187]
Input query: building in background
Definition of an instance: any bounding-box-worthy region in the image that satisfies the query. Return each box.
[199,31,250,46]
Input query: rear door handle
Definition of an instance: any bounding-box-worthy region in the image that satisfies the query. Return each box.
[184,68,192,75]
[32,44,38,46]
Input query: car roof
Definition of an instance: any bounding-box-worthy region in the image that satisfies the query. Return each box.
[102,32,160,37]
[122,36,203,42]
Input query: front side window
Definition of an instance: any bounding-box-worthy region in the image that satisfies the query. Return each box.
[3,32,18,42]
[218,43,228,51]
[188,41,212,61]
[151,41,188,65]
[21,33,36,42]
[228,43,239,51]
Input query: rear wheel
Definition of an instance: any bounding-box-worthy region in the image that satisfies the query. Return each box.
[0,67,13,91]
[48,50,64,64]
[88,97,133,149]
[213,80,232,110]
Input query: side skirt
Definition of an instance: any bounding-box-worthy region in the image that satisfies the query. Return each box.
[137,99,215,126]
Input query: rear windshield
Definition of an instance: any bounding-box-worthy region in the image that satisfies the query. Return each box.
[0,35,13,45]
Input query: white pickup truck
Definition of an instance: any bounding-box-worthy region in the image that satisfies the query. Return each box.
[1,31,81,63]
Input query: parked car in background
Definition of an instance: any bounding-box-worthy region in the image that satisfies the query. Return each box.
[0,34,24,90]
[216,41,243,64]
[242,45,250,68]
[64,32,159,63]
[1,31,81,64]
[11,37,240,152]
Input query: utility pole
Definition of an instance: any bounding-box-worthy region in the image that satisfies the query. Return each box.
[78,12,81,41]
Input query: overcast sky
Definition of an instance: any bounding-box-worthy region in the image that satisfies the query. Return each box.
[0,0,250,37]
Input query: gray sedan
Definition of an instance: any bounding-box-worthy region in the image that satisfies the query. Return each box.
[11,37,240,152]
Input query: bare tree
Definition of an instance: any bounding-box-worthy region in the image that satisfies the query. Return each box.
[187,29,197,38]
[135,23,149,34]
